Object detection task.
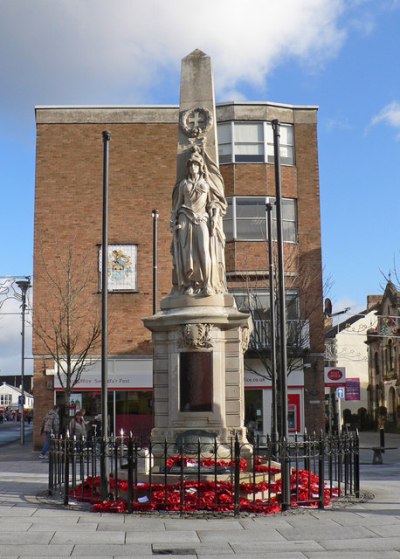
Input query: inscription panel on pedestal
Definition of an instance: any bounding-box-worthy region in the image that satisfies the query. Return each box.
[179,351,213,412]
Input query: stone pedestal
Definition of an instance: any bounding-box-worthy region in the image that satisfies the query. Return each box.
[143,294,251,446]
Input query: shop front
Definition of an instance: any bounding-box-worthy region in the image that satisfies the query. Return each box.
[244,364,305,437]
[53,357,153,438]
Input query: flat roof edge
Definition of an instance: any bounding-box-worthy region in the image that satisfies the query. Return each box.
[35,100,319,111]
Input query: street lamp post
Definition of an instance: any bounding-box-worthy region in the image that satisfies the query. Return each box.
[272,119,290,510]
[152,209,159,315]
[266,199,278,450]
[16,277,31,445]
[101,130,111,499]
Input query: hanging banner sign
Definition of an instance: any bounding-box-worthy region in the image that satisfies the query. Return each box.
[324,367,346,387]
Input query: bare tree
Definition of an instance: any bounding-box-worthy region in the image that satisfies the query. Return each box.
[33,246,102,418]
[233,247,327,380]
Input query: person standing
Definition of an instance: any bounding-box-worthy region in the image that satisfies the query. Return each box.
[68,410,87,439]
[39,405,59,459]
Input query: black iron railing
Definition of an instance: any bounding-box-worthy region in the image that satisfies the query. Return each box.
[48,431,359,515]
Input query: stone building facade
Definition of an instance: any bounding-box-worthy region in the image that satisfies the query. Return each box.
[367,282,400,426]
[32,101,325,448]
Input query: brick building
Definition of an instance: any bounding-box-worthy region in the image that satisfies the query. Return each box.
[33,101,325,448]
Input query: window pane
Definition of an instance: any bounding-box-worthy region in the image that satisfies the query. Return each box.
[280,124,294,145]
[219,153,233,164]
[286,292,299,319]
[279,145,294,164]
[266,123,294,165]
[223,218,233,240]
[282,221,296,242]
[217,123,232,143]
[235,154,265,162]
[237,219,266,240]
[218,143,233,157]
[236,198,265,218]
[235,144,264,156]
[266,122,273,143]
[282,199,296,220]
[234,123,263,142]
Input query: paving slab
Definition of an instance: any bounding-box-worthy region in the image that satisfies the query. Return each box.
[1,428,400,558]
[197,527,286,542]
[0,544,73,557]
[276,524,378,541]
[72,543,153,556]
[306,552,400,559]
[319,536,400,551]
[126,529,200,543]
[51,529,126,544]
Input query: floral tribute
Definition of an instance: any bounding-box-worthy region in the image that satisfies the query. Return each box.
[69,455,341,515]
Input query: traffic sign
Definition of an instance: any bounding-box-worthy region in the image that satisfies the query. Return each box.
[336,387,345,399]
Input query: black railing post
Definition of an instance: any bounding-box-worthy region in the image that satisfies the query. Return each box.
[280,437,290,511]
[318,436,325,510]
[179,444,185,516]
[127,434,133,513]
[48,436,54,496]
[354,431,360,498]
[380,427,385,452]
[234,434,241,517]
[63,437,70,507]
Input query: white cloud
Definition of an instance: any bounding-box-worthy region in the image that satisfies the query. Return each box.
[369,101,400,140]
[370,101,400,127]
[0,0,347,114]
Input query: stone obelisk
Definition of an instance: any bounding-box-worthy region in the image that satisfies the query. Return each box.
[144,50,250,447]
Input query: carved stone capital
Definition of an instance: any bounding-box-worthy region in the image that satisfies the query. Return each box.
[180,323,213,349]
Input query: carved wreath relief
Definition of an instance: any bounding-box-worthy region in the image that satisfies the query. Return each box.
[180,107,213,139]
[180,323,213,349]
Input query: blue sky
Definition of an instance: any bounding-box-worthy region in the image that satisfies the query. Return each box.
[1,0,400,373]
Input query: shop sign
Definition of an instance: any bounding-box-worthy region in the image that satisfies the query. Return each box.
[345,377,361,401]
[54,359,152,390]
[324,367,346,387]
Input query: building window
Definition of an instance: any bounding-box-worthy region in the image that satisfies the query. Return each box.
[224,197,297,243]
[230,288,308,349]
[232,288,299,320]
[0,394,12,406]
[217,121,295,165]
[98,244,138,292]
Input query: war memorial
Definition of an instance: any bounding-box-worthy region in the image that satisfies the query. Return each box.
[144,50,252,452]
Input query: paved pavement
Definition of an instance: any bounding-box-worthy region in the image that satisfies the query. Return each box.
[0,424,400,558]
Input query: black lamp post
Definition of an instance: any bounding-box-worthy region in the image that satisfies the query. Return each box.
[16,277,31,445]
[266,200,278,449]
[272,119,290,510]
[152,209,159,315]
[101,130,111,499]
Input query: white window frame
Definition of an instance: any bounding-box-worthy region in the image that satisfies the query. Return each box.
[0,394,12,406]
[224,196,297,243]
[217,121,295,165]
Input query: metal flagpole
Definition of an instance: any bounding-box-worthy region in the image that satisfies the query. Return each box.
[266,201,278,452]
[272,119,290,510]
[101,130,111,499]
[152,209,159,315]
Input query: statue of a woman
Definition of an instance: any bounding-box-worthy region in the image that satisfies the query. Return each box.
[171,148,227,296]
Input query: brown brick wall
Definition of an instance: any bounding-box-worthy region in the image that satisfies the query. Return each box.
[33,109,325,445]
[33,122,178,445]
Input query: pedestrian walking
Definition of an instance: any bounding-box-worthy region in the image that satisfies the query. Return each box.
[39,405,60,458]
